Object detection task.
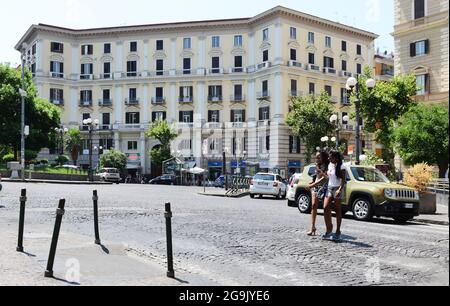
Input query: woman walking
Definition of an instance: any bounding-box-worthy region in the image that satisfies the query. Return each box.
[306,151,329,236]
[323,151,346,241]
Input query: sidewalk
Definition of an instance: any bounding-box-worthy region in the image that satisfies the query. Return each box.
[415,204,449,226]
[2,179,112,185]
[0,221,199,286]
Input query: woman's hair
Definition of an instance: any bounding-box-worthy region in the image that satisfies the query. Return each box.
[330,151,344,179]
[317,151,330,171]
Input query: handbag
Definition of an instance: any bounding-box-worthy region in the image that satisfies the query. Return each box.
[316,182,328,201]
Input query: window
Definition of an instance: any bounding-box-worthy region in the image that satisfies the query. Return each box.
[263,28,269,41]
[152,111,166,122]
[357,44,362,55]
[49,88,63,103]
[80,63,93,78]
[234,35,243,47]
[179,111,194,123]
[212,36,220,48]
[357,63,362,75]
[342,60,347,71]
[128,141,138,151]
[102,113,111,126]
[50,61,64,77]
[289,136,301,154]
[80,90,92,103]
[102,89,111,101]
[82,113,91,131]
[208,110,220,123]
[325,36,332,48]
[263,50,269,62]
[414,0,425,19]
[324,85,332,96]
[183,58,191,74]
[234,56,243,68]
[266,136,271,152]
[183,38,191,49]
[290,49,297,61]
[155,87,164,99]
[32,44,36,55]
[211,57,220,73]
[127,61,137,77]
[99,139,113,150]
[415,74,428,95]
[129,88,137,102]
[104,43,111,54]
[130,41,137,52]
[103,62,111,78]
[231,110,245,123]
[309,83,315,95]
[341,88,350,104]
[308,53,315,65]
[234,84,243,100]
[179,86,194,101]
[341,41,347,52]
[51,42,64,53]
[308,32,315,44]
[156,40,164,51]
[262,80,269,96]
[410,40,429,57]
[81,45,93,55]
[290,27,297,40]
[125,112,140,124]
[208,86,222,100]
[156,59,164,75]
[323,56,334,68]
[291,80,298,96]
[259,107,270,121]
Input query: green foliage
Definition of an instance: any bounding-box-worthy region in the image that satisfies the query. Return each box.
[99,149,127,172]
[0,64,61,154]
[25,150,38,162]
[286,92,334,163]
[393,104,449,177]
[150,146,171,170]
[146,120,178,168]
[2,153,15,163]
[361,150,385,166]
[56,155,70,165]
[64,128,83,166]
[40,158,49,165]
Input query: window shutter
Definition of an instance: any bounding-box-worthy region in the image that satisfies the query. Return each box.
[289,136,293,153]
[50,61,53,72]
[259,108,263,120]
[152,112,156,122]
[81,64,85,75]
[60,63,64,73]
[425,74,430,93]
[179,111,183,122]
[296,137,301,154]
[190,87,193,98]
[425,39,430,54]
[89,64,93,74]
[61,44,64,53]
[88,45,93,55]
[410,43,416,57]
[266,136,270,151]
[242,110,246,122]
[163,112,167,121]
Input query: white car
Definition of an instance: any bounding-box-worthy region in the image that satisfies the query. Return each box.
[250,173,287,200]
[287,173,303,206]
[97,168,121,183]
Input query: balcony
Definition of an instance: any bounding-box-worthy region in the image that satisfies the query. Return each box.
[208,96,223,103]
[152,97,166,104]
[230,67,245,73]
[341,96,351,105]
[100,124,112,131]
[80,74,94,80]
[256,62,271,70]
[257,91,270,100]
[98,73,113,80]
[230,122,246,129]
[178,69,192,75]
[179,96,193,103]
[340,71,353,78]
[289,90,303,97]
[306,64,321,72]
[177,122,194,129]
[113,123,149,131]
[208,68,224,74]
[79,100,93,107]
[50,99,64,106]
[125,98,140,106]
[330,96,339,103]
[49,72,64,79]
[204,122,223,129]
[257,120,271,127]
[323,67,337,75]
[154,70,169,76]
[288,60,303,68]
[230,95,246,103]
[98,99,113,107]
[125,71,140,78]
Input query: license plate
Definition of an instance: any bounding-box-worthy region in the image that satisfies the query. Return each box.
[258,182,269,186]
[404,203,414,209]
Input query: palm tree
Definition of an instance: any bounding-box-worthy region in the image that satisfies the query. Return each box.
[65,128,83,166]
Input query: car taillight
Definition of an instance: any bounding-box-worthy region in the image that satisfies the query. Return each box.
[250,180,253,186]
[290,183,294,188]
[273,182,278,187]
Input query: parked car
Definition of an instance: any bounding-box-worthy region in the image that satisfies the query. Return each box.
[148,175,176,185]
[97,168,121,183]
[288,164,420,223]
[286,173,303,206]
[249,173,288,200]
[214,176,225,188]
[0,175,2,192]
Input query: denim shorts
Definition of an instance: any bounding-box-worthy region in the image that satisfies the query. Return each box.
[326,187,344,200]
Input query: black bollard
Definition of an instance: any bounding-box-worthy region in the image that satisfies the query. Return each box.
[17,189,27,252]
[165,203,175,278]
[93,190,101,245]
[44,199,66,278]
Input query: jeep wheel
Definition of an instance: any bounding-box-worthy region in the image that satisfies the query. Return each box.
[393,216,413,224]
[297,192,312,214]
[352,198,373,221]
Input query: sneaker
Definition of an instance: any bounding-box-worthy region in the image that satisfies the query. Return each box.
[332,233,342,242]
[322,232,333,240]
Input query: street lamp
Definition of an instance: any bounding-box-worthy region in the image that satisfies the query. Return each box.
[83,118,99,182]
[223,147,229,190]
[19,43,30,181]
[55,126,69,155]
[330,114,350,149]
[346,76,376,165]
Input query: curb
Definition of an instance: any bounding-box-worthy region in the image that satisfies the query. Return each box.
[2,179,113,185]
[198,192,250,198]
[414,218,449,226]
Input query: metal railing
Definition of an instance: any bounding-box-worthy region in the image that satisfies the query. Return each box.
[225,176,252,195]
[427,179,449,194]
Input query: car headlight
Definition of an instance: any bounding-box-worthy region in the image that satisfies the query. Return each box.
[384,188,395,198]
[415,191,420,200]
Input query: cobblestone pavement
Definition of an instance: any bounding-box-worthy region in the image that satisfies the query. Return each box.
[0,183,448,286]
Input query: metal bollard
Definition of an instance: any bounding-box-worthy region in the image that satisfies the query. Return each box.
[44,199,66,278]
[165,203,175,279]
[93,190,101,245]
[17,189,27,252]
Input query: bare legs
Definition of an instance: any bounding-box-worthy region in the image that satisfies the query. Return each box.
[308,195,319,235]
[323,196,333,234]
[334,198,342,235]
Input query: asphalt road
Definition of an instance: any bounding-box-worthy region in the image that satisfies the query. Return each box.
[0,183,448,286]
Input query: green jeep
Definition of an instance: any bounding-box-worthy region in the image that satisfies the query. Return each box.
[291,164,420,223]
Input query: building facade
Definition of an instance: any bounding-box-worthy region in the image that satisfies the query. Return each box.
[393,0,449,104]
[16,6,378,178]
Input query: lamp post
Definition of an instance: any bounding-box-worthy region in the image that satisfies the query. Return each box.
[223,147,229,190]
[54,126,69,155]
[330,114,350,149]
[346,76,376,165]
[19,43,30,181]
[321,136,329,151]
[83,118,99,182]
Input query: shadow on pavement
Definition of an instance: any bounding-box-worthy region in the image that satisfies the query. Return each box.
[174,277,190,284]
[99,244,110,254]
[52,276,81,286]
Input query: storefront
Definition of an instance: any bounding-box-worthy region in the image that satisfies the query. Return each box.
[288,160,302,176]
[259,160,270,173]
[208,161,223,180]
[231,160,247,176]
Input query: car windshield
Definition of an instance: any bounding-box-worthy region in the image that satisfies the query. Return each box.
[254,174,275,181]
[351,167,390,183]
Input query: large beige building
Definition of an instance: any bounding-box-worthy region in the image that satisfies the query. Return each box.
[393,0,449,104]
[16,6,378,178]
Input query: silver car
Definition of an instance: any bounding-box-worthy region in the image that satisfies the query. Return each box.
[250,173,287,200]
[97,168,121,183]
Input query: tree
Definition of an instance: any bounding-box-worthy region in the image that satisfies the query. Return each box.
[99,150,127,172]
[351,67,417,164]
[393,104,449,177]
[64,128,83,166]
[145,120,178,170]
[0,64,61,158]
[286,92,334,163]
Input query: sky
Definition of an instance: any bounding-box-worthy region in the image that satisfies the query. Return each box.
[1,0,394,65]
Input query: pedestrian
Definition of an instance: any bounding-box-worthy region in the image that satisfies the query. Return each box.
[306,151,329,236]
[323,150,346,242]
